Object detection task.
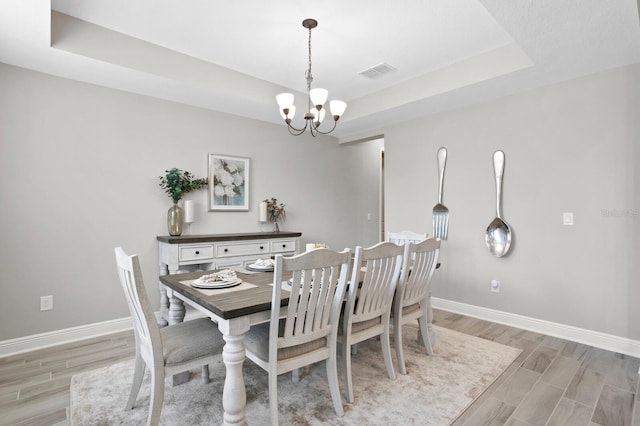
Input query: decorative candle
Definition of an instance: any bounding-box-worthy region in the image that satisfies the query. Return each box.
[183,200,195,224]
[259,201,268,222]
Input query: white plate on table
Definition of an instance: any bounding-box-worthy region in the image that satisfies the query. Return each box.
[246,264,274,272]
[191,278,242,289]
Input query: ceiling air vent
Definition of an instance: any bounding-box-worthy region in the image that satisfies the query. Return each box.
[358,63,397,79]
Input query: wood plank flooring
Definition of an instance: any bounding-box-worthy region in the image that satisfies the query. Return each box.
[438,310,640,426]
[0,331,135,426]
[0,310,638,425]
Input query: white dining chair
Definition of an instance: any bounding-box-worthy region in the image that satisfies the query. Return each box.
[339,241,404,403]
[392,238,440,375]
[386,230,427,245]
[114,247,225,426]
[244,248,351,426]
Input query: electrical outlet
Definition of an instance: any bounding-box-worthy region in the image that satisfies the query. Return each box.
[490,280,500,293]
[40,295,53,311]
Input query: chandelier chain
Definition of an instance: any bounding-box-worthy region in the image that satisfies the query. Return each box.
[306,26,313,93]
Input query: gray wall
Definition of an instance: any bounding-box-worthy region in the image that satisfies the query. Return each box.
[384,63,640,340]
[0,63,382,341]
[2,60,638,344]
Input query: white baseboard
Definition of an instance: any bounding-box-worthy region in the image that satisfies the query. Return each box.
[0,317,133,358]
[432,297,640,358]
[0,310,208,358]
[4,300,639,359]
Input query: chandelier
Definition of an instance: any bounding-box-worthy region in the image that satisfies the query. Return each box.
[276,19,347,137]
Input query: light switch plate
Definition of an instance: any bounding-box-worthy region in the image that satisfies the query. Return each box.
[563,212,574,226]
[40,295,53,311]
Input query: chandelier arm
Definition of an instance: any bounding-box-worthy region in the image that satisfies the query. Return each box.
[285,120,307,132]
[310,119,338,135]
[286,121,310,136]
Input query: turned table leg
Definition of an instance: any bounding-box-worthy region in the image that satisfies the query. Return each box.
[166,291,190,386]
[158,264,170,327]
[218,317,250,426]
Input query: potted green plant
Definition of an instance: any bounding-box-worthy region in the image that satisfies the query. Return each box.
[158,168,208,236]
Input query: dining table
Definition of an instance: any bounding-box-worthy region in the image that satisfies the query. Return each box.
[159,267,292,426]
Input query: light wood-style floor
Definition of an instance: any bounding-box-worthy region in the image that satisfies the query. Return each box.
[1,309,638,425]
[438,310,640,426]
[0,330,136,426]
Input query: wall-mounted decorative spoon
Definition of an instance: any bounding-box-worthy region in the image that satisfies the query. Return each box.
[485,150,512,257]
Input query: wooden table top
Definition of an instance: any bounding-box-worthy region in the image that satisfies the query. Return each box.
[156,231,302,244]
[159,270,293,320]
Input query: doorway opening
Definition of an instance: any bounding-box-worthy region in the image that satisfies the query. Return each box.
[380,148,385,241]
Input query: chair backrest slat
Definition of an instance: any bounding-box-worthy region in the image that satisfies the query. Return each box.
[273,248,350,351]
[115,247,163,365]
[398,238,440,308]
[348,242,404,324]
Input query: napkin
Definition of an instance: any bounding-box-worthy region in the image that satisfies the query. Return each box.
[253,259,274,268]
[195,269,237,284]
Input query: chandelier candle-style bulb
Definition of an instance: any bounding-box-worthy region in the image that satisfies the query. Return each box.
[330,100,347,120]
[309,108,325,125]
[309,88,328,109]
[276,18,347,137]
[276,93,294,111]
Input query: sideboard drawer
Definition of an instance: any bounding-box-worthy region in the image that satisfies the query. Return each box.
[179,244,215,262]
[158,232,301,326]
[216,241,269,258]
[271,239,296,253]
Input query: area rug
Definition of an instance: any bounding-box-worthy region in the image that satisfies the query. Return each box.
[70,325,520,425]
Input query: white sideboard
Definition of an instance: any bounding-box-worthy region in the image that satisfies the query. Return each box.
[157,231,302,325]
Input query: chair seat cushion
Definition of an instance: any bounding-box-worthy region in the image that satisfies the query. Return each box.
[402,303,421,315]
[391,302,422,317]
[161,318,224,366]
[245,321,327,362]
[338,315,381,335]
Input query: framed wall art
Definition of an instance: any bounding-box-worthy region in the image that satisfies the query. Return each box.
[208,153,250,211]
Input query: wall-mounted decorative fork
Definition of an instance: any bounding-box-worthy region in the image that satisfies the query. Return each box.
[432,147,449,240]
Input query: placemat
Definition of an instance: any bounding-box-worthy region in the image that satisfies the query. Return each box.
[228,265,270,275]
[180,279,258,295]
[268,281,292,292]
